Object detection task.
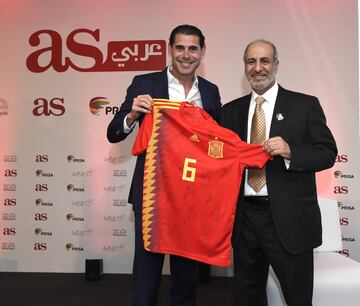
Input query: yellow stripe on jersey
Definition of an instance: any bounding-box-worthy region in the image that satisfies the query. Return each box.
[142,107,163,250]
[143,99,195,250]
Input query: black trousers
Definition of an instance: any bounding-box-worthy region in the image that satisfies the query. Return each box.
[233,198,314,306]
[132,209,199,306]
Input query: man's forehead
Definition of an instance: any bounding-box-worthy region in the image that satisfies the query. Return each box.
[247,43,272,54]
[246,45,274,60]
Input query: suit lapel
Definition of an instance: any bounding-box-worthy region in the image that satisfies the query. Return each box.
[155,68,170,99]
[198,78,211,112]
[239,95,251,141]
[269,85,288,137]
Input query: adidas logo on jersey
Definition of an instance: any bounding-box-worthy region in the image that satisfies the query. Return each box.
[190,134,200,142]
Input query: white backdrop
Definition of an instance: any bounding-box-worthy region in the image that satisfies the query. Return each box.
[0,0,358,274]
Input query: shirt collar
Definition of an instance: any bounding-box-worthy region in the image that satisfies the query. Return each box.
[167,65,199,88]
[251,82,279,106]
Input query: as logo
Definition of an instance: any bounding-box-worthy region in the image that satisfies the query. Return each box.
[34,243,47,250]
[26,29,166,73]
[333,186,348,194]
[33,98,65,116]
[335,154,348,163]
[4,198,16,206]
[4,169,17,177]
[35,155,49,162]
[27,29,103,73]
[35,184,48,191]
[35,213,48,221]
[3,228,16,235]
[340,217,349,226]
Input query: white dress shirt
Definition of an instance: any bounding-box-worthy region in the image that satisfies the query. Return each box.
[244,82,278,196]
[123,66,202,132]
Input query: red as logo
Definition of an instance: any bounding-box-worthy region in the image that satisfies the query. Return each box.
[35,184,48,191]
[35,155,49,162]
[3,228,16,235]
[33,98,65,116]
[34,243,47,250]
[34,213,48,221]
[3,198,16,206]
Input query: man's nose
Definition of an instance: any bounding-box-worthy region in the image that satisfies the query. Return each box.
[183,48,190,58]
[254,61,263,71]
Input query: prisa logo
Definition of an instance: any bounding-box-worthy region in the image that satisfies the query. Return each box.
[26,29,166,73]
[0,98,8,116]
[88,97,119,116]
[89,97,109,115]
[333,170,354,179]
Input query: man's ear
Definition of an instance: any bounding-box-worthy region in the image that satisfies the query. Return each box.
[200,45,206,60]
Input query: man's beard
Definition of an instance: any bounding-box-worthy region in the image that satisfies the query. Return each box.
[248,72,276,91]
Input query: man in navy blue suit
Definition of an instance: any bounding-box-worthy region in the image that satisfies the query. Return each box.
[107,24,221,306]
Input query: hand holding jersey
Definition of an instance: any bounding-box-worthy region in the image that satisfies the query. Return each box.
[126,94,153,127]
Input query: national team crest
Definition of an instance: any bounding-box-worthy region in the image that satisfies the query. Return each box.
[208,138,224,158]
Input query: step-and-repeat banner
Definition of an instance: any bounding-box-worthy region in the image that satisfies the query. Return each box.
[0,0,359,273]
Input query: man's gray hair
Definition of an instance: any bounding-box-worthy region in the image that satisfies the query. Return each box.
[243,39,279,63]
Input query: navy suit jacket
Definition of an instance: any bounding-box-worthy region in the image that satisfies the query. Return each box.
[107,68,221,211]
[220,85,337,254]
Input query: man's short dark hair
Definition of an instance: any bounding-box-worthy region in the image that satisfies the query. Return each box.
[169,24,205,48]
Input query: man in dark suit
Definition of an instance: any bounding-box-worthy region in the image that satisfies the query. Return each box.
[107,24,221,306]
[220,39,337,306]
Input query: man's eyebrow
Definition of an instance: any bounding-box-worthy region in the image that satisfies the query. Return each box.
[246,57,271,61]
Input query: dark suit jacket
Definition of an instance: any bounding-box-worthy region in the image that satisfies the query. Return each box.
[107,68,222,211]
[220,85,337,254]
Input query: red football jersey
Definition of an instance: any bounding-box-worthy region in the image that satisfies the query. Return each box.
[132,99,270,266]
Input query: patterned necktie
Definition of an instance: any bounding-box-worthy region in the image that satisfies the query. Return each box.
[248,96,266,192]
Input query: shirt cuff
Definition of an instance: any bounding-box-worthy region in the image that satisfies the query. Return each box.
[123,115,136,133]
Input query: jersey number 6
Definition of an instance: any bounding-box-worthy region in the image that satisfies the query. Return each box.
[182,158,197,182]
